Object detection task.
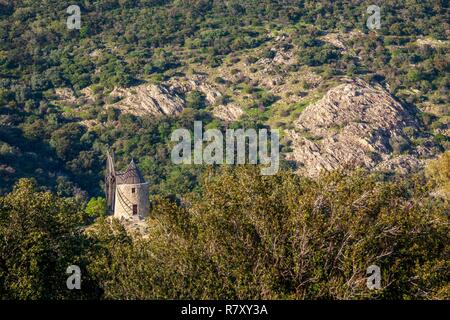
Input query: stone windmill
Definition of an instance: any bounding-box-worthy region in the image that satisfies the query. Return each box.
[105,151,149,220]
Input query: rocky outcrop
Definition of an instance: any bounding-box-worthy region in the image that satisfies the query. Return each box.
[54,88,77,102]
[107,75,227,117]
[167,75,223,105]
[212,103,244,122]
[286,78,427,176]
[374,155,423,175]
[53,87,95,106]
[256,35,297,89]
[415,37,448,48]
[320,30,364,54]
[109,83,185,116]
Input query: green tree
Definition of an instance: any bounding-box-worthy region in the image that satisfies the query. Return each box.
[85,197,107,218]
[185,91,206,109]
[426,151,450,199]
[0,179,99,299]
[50,123,86,161]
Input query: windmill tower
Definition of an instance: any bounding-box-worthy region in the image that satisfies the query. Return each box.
[105,151,149,220]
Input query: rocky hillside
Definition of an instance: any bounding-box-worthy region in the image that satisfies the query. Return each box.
[109,84,185,117]
[44,25,447,180]
[286,78,437,176]
[98,75,439,177]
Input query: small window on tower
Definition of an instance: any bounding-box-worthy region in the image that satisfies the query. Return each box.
[132,188,135,193]
[132,205,137,215]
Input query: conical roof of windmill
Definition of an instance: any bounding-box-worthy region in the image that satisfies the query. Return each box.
[116,159,146,185]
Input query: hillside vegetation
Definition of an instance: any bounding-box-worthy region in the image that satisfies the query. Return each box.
[0,1,448,300]
[0,0,448,196]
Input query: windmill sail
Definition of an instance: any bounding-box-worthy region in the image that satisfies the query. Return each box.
[105,150,116,213]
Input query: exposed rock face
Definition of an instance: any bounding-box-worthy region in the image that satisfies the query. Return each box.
[54,88,77,102]
[286,78,424,176]
[320,30,364,53]
[320,33,347,51]
[167,75,223,105]
[109,83,185,116]
[107,76,226,117]
[256,35,297,89]
[53,87,95,106]
[212,103,244,122]
[374,155,422,175]
[415,37,448,48]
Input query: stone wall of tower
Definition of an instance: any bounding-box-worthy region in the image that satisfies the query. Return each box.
[114,182,149,220]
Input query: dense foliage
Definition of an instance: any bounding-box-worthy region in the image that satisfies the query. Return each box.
[0,165,448,299]
[0,179,100,299]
